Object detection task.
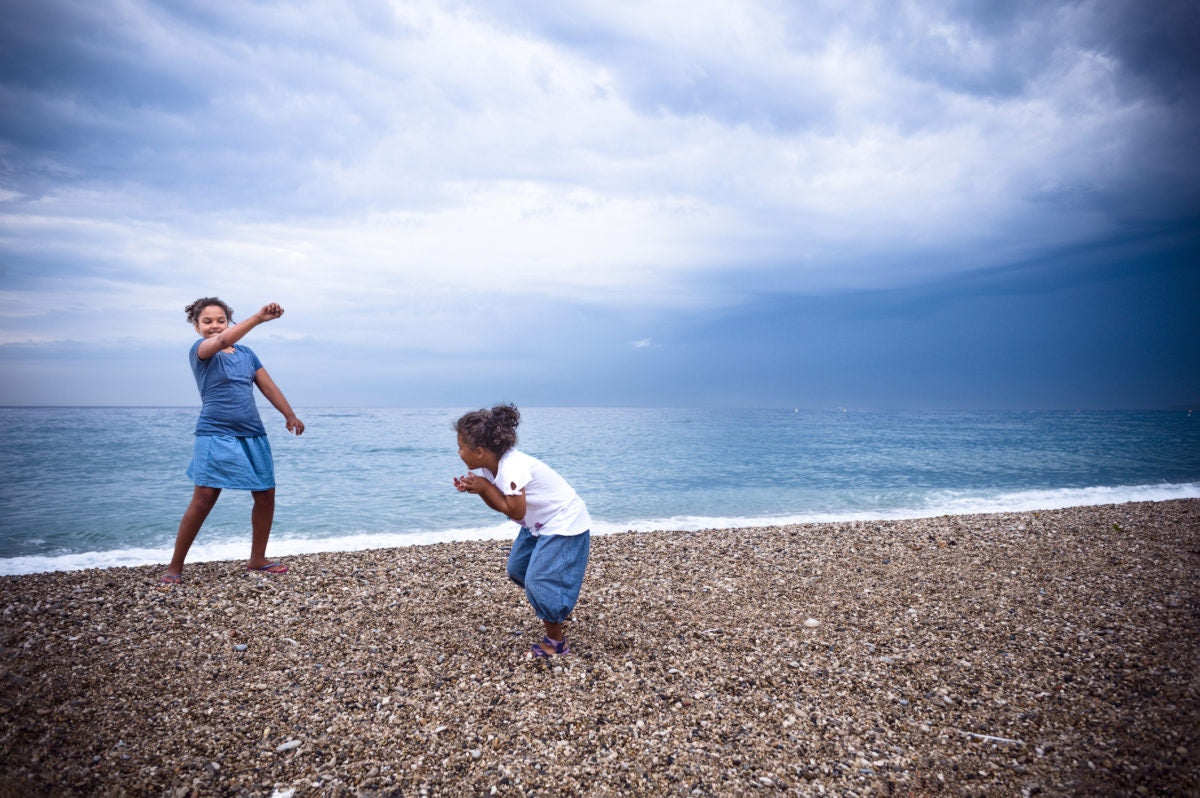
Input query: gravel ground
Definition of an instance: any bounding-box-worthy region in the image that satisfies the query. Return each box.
[1,500,1197,797]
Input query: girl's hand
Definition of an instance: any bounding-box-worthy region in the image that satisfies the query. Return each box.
[286,416,305,436]
[258,303,285,322]
[455,474,525,521]
[454,474,482,493]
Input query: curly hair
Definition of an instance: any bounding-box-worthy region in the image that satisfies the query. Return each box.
[455,404,521,456]
[185,297,234,325]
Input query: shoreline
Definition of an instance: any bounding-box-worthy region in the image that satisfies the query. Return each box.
[2,500,1197,795]
[5,482,1199,578]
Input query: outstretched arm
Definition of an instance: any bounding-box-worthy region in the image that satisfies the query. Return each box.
[454,474,527,521]
[196,303,285,360]
[255,367,305,435]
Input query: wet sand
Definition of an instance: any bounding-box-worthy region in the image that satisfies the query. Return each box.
[1,500,1197,796]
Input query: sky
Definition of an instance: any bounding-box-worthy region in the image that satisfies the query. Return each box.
[1,0,1198,409]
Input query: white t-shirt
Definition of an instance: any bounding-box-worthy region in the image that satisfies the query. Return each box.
[479,449,591,537]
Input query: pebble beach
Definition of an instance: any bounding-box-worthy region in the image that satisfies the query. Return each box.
[1,500,1197,797]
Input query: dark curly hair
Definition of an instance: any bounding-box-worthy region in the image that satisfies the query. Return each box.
[185,297,234,325]
[455,404,520,456]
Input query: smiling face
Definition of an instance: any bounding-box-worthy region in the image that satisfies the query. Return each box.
[193,304,229,338]
[457,433,492,471]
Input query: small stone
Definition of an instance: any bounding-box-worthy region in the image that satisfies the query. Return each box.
[233,644,248,652]
[803,618,820,628]
[276,740,301,753]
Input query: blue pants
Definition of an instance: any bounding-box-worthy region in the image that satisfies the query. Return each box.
[506,527,590,624]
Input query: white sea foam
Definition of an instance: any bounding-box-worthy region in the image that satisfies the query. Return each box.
[3,482,1196,576]
[587,482,1200,532]
[0,523,516,577]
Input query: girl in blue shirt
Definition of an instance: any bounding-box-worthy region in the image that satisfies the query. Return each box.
[160,298,304,586]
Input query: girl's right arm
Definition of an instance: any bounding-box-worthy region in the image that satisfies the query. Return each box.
[195,303,285,360]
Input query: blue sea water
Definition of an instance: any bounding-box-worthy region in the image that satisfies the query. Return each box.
[1,407,1198,575]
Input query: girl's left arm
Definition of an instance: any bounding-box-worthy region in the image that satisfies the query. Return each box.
[254,367,305,435]
[454,474,526,521]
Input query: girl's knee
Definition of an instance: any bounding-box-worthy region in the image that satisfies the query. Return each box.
[191,487,221,510]
[506,528,535,587]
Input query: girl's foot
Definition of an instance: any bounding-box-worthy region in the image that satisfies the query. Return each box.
[158,573,182,590]
[528,635,569,658]
[247,562,288,574]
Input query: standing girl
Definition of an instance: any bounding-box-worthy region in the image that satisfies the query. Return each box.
[160,298,304,586]
[453,404,591,658]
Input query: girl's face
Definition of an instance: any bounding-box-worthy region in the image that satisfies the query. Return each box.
[457,434,490,470]
[194,305,229,338]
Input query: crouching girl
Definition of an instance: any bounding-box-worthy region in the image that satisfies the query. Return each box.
[453,404,590,658]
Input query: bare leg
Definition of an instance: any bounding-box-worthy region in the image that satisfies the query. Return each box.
[247,488,278,570]
[165,486,221,577]
[533,620,566,655]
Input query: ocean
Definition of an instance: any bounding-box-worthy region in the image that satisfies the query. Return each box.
[1,406,1197,575]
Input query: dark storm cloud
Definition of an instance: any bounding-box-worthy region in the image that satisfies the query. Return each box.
[0,0,1196,407]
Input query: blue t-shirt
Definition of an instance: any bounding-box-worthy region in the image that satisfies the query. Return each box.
[190,340,268,437]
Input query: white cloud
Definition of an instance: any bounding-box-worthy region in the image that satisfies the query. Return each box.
[1,0,1196,354]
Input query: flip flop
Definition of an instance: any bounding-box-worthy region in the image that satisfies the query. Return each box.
[158,574,182,589]
[248,562,288,574]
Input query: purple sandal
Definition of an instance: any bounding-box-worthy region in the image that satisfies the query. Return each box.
[528,635,570,658]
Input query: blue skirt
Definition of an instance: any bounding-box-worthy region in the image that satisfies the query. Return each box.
[187,435,275,491]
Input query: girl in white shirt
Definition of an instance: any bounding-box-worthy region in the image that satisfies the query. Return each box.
[453,404,591,658]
